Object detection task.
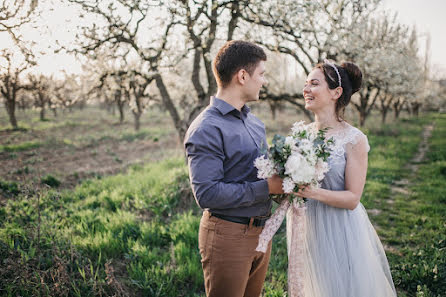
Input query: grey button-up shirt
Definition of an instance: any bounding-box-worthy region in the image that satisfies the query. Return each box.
[184,97,271,217]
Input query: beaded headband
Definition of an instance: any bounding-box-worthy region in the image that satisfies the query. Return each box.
[323,59,341,87]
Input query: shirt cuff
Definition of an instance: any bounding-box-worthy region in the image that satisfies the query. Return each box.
[252,179,269,202]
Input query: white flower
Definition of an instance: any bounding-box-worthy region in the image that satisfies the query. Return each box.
[254,155,276,179]
[298,139,313,154]
[315,160,330,181]
[305,150,318,166]
[282,177,295,193]
[285,136,298,151]
[291,120,306,134]
[285,152,315,184]
[307,124,318,139]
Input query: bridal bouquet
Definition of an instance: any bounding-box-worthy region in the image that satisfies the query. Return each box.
[254,121,334,253]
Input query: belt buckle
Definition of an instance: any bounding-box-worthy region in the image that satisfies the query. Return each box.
[252,214,270,227]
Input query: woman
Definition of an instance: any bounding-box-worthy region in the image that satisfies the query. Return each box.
[289,60,397,296]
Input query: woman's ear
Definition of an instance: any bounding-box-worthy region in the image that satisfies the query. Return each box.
[332,87,343,100]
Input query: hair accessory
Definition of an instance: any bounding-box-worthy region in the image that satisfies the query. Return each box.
[323,59,341,87]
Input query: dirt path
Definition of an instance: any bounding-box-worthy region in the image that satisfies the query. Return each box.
[390,123,434,198]
[367,123,435,216]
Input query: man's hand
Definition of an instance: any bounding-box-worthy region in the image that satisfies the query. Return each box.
[267,175,284,194]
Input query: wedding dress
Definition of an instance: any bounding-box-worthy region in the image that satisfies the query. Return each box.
[287,122,397,297]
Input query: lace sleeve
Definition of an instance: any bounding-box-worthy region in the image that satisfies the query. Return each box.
[346,127,370,153]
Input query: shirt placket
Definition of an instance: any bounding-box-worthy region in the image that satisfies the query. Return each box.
[241,113,262,149]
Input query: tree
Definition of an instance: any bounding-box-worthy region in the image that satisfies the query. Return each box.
[27,73,52,121]
[334,13,422,125]
[0,0,39,128]
[69,0,242,140]
[53,74,82,112]
[0,50,32,129]
[238,0,383,122]
[0,0,38,60]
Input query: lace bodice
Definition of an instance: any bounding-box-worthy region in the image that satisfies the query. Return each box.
[309,122,370,191]
[323,121,370,159]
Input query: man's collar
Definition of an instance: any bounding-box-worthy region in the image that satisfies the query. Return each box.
[211,96,250,116]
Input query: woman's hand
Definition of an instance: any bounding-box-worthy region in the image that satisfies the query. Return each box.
[294,185,318,198]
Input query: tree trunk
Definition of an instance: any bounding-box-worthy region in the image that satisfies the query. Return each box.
[155,74,187,141]
[412,103,420,116]
[133,112,141,131]
[268,101,277,120]
[40,106,45,121]
[118,103,124,123]
[115,90,125,124]
[6,100,18,129]
[359,110,366,127]
[393,101,401,119]
[381,108,388,124]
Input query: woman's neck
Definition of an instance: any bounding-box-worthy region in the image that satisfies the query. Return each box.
[314,111,343,130]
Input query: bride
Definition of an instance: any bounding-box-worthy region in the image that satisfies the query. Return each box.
[288,60,397,297]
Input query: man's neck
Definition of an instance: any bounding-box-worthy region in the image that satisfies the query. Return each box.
[215,88,245,111]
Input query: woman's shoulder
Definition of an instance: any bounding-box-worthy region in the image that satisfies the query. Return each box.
[342,122,370,152]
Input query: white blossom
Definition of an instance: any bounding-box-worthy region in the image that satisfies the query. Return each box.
[291,120,306,135]
[315,160,330,181]
[285,153,315,184]
[285,136,299,152]
[254,155,276,179]
[282,177,295,193]
[298,139,314,155]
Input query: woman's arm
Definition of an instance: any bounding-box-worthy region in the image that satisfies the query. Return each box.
[295,135,369,210]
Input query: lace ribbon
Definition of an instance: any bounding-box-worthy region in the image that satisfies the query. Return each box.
[287,199,306,297]
[255,199,290,253]
[255,199,307,297]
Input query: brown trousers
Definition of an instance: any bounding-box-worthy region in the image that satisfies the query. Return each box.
[198,211,272,297]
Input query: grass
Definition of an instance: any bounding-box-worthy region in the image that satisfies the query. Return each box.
[385,114,446,297]
[0,112,444,296]
[0,157,203,296]
[0,140,43,153]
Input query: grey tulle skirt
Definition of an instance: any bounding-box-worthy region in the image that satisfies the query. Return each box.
[287,200,397,297]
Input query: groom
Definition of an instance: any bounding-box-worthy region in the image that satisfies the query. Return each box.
[184,40,284,297]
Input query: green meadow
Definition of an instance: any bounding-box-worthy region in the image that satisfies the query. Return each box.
[0,111,445,296]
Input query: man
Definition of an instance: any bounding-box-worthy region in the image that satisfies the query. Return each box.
[184,40,284,297]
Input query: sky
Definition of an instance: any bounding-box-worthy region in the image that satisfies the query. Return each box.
[381,0,446,76]
[1,0,446,78]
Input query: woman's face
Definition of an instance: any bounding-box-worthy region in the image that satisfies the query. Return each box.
[302,68,337,112]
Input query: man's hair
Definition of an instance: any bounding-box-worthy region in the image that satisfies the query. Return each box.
[212,40,267,88]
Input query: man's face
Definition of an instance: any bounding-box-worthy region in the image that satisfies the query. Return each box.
[243,61,267,102]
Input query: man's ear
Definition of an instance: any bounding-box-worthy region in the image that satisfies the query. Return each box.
[236,69,248,85]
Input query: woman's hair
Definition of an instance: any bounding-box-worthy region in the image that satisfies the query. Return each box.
[213,40,267,88]
[315,61,363,121]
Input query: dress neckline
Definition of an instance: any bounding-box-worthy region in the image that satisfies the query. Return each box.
[309,121,352,139]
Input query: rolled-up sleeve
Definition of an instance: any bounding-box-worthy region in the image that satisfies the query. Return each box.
[185,126,269,210]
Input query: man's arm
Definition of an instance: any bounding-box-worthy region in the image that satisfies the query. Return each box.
[185,125,270,210]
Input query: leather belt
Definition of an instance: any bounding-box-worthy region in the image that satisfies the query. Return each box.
[210,213,269,227]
